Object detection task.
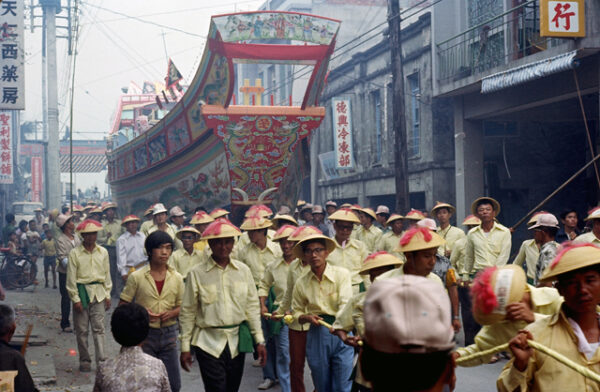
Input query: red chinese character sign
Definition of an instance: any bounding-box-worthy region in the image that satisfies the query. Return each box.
[0,0,25,109]
[0,111,13,184]
[541,0,585,37]
[31,156,42,202]
[332,98,354,169]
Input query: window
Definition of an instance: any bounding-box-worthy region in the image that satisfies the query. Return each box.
[371,90,383,164]
[407,73,420,158]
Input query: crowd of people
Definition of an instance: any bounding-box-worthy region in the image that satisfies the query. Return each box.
[1,197,600,391]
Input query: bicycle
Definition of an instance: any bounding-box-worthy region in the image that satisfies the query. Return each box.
[0,249,38,290]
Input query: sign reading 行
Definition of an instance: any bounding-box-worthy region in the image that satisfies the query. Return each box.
[332,98,354,170]
[541,0,585,37]
[0,0,25,110]
[0,111,13,184]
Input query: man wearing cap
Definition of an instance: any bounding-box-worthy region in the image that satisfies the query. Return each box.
[257,225,296,391]
[374,205,390,232]
[274,225,322,392]
[66,220,112,372]
[513,213,543,285]
[574,207,600,245]
[169,227,204,281]
[140,205,155,235]
[55,214,80,333]
[311,205,330,237]
[120,231,184,392]
[354,208,383,253]
[143,203,181,249]
[98,203,123,299]
[530,213,559,286]
[298,204,314,226]
[361,275,456,392]
[333,251,403,391]
[237,205,275,251]
[325,201,337,237]
[116,215,147,283]
[169,206,186,230]
[327,209,369,293]
[432,202,465,258]
[189,211,214,253]
[291,233,354,392]
[404,209,425,230]
[498,243,600,391]
[375,214,406,260]
[179,220,266,391]
[236,216,282,288]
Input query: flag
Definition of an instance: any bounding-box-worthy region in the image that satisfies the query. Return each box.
[143,81,156,94]
[165,58,183,89]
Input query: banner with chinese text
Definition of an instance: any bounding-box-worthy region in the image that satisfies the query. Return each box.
[0,1,25,109]
[31,156,43,202]
[0,111,13,184]
[332,98,354,169]
[541,0,585,37]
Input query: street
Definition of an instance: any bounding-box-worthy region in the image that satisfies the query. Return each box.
[3,284,505,392]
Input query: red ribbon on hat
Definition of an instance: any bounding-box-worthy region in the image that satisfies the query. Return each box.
[400,227,432,247]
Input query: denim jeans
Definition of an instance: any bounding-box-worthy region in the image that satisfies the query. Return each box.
[142,325,181,392]
[306,324,353,392]
[274,325,291,392]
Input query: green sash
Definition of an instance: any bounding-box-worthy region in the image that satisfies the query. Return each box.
[267,287,283,337]
[358,282,366,293]
[216,322,255,353]
[319,314,336,325]
[76,281,102,309]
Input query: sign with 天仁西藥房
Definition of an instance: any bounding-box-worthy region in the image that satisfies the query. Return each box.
[540,0,585,37]
[0,0,25,110]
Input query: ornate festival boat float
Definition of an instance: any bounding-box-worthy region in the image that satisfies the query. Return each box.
[106,11,340,217]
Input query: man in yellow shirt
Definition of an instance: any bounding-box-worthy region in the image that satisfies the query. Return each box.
[143,203,181,249]
[66,220,112,372]
[327,208,369,293]
[354,208,383,253]
[237,216,282,287]
[120,231,185,392]
[375,213,405,260]
[140,204,155,236]
[169,226,204,280]
[237,205,274,251]
[512,212,546,284]
[291,233,353,392]
[189,211,214,253]
[179,219,266,391]
[498,243,600,391]
[98,202,123,298]
[258,225,296,391]
[431,202,466,258]
[574,207,600,245]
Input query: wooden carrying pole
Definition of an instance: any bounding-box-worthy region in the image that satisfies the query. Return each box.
[511,152,600,230]
[20,324,34,356]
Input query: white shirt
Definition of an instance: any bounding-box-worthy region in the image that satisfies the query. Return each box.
[116,231,147,276]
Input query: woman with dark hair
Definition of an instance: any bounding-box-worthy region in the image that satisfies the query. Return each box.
[94,303,170,392]
[120,230,183,392]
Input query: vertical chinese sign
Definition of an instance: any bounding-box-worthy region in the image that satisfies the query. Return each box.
[541,0,585,37]
[332,98,354,169]
[0,112,13,184]
[31,157,42,202]
[0,0,25,110]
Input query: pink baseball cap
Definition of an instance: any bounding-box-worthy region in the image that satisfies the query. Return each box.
[364,275,454,353]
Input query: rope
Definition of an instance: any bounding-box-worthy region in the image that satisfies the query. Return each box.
[456,340,600,383]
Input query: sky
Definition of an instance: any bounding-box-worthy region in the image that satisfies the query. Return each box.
[22,0,265,194]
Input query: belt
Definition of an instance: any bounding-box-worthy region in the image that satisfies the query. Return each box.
[214,322,254,353]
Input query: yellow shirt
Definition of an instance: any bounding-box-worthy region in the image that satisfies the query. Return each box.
[194,239,208,252]
[497,308,600,392]
[512,239,540,280]
[450,237,467,275]
[332,291,366,336]
[41,239,56,257]
[120,265,185,328]
[140,220,154,235]
[236,240,282,286]
[457,286,563,366]
[279,259,310,332]
[376,266,444,286]
[66,244,112,304]
[574,231,600,245]
[327,238,369,287]
[437,225,466,256]
[291,263,352,321]
[375,231,406,261]
[354,225,383,253]
[98,219,123,247]
[179,257,265,357]
[464,222,512,279]
[144,223,182,250]
[168,248,205,280]
[258,258,293,306]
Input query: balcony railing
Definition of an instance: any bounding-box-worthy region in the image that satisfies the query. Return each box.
[437,0,568,84]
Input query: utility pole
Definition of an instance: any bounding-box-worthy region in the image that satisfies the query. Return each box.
[40,0,61,209]
[388,0,409,213]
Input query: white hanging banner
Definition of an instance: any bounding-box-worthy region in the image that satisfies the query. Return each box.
[332,98,354,169]
[0,0,25,110]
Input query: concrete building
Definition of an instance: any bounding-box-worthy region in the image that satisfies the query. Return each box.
[432,0,600,245]
[313,12,455,213]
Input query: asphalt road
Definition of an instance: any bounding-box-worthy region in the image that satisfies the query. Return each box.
[2,284,505,391]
